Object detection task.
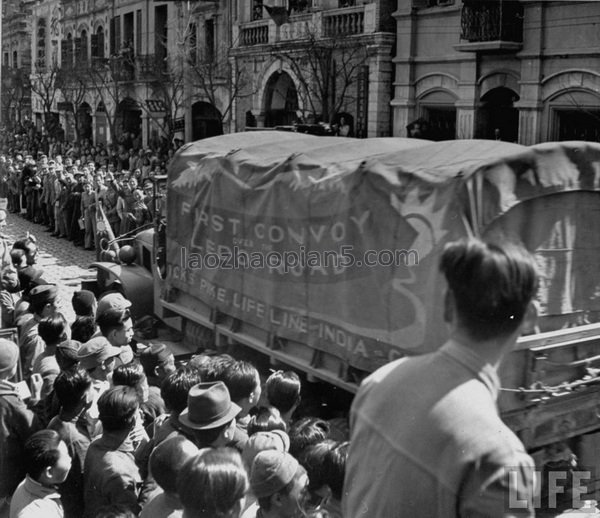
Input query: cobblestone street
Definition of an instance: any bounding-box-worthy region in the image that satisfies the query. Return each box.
[4,212,97,322]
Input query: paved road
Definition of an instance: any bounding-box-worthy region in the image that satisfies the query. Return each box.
[4,213,97,322]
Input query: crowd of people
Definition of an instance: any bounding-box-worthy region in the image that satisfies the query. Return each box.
[0,124,585,517]
[0,127,174,252]
[0,225,351,518]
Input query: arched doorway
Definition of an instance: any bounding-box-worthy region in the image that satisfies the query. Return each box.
[477,87,519,142]
[417,90,457,141]
[191,102,223,141]
[77,102,92,142]
[264,72,298,127]
[548,90,600,141]
[116,97,142,143]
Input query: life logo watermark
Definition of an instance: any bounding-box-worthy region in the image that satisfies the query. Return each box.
[507,468,599,513]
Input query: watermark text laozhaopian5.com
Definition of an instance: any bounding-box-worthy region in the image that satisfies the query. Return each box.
[179,245,419,271]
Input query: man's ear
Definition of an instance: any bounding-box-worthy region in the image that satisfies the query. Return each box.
[443,289,454,324]
[520,300,539,335]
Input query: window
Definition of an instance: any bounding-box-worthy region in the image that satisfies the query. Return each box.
[205,19,214,63]
[136,10,142,55]
[91,26,105,59]
[252,0,263,20]
[37,18,46,67]
[80,30,88,62]
[428,0,454,5]
[188,23,197,65]
[110,16,121,55]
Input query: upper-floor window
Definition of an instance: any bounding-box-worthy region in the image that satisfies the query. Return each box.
[12,50,17,68]
[252,0,263,20]
[427,0,454,6]
[80,29,88,62]
[91,26,105,59]
[37,18,46,67]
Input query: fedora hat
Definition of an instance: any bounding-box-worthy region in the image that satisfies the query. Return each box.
[179,381,241,430]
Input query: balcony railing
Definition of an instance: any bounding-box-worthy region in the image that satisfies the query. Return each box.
[322,5,364,37]
[237,3,376,47]
[460,0,523,43]
[136,54,168,79]
[240,20,269,46]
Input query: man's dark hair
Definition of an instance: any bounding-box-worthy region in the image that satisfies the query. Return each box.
[289,417,330,458]
[23,429,63,480]
[38,314,68,346]
[298,440,337,493]
[112,362,145,389]
[265,371,301,414]
[97,386,139,432]
[71,316,96,343]
[160,366,202,414]
[177,448,247,517]
[323,441,349,501]
[96,308,131,337]
[247,406,287,436]
[201,354,235,382]
[54,367,92,412]
[150,436,197,494]
[440,238,539,341]
[218,360,259,403]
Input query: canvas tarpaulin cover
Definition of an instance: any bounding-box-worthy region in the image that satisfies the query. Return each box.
[166,133,600,372]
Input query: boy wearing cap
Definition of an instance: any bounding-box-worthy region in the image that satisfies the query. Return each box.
[243,450,309,518]
[18,284,60,382]
[0,339,42,510]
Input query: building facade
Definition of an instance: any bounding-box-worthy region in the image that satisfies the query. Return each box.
[1,0,35,128]
[393,0,600,143]
[231,0,396,137]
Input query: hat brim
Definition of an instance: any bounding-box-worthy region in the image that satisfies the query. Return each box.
[178,402,241,431]
[78,345,122,370]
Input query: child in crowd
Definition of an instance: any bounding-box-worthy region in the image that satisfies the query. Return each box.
[131,189,151,228]
[9,429,72,518]
[265,371,302,427]
[177,448,248,518]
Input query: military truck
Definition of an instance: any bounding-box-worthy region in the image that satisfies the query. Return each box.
[94,132,600,498]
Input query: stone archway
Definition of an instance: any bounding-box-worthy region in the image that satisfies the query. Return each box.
[191,101,223,141]
[263,71,299,127]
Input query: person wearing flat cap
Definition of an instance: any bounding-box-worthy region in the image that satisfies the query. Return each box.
[139,343,175,388]
[18,284,61,382]
[178,381,241,449]
[242,450,309,518]
[0,339,42,507]
[90,293,134,364]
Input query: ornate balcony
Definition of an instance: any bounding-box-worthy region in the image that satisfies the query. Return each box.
[240,20,270,46]
[136,54,168,79]
[322,5,364,37]
[236,3,376,47]
[455,0,523,52]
